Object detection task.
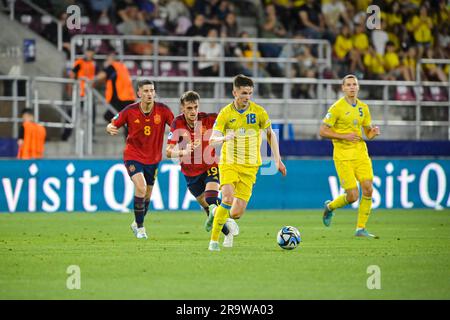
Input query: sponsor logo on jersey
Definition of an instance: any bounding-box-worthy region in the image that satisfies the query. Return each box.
[229,118,236,123]
[134,119,140,124]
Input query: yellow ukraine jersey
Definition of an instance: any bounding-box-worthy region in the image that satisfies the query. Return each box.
[322,97,372,161]
[213,101,271,167]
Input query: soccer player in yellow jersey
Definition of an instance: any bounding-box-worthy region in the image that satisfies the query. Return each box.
[319,74,380,238]
[206,74,287,251]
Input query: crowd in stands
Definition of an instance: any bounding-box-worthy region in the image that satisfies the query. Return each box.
[16,0,450,96]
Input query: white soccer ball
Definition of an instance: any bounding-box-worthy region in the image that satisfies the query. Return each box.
[277,226,301,250]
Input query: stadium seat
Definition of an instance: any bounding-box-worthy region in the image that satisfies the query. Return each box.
[395,86,416,101]
[124,60,140,76]
[177,62,189,76]
[141,61,154,76]
[20,14,32,27]
[159,62,177,76]
[429,87,448,101]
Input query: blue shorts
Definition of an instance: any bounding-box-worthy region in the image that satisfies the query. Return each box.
[184,167,220,198]
[124,161,159,186]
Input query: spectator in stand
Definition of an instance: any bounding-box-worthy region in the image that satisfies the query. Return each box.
[193,0,222,29]
[185,14,209,53]
[42,11,72,58]
[116,4,153,55]
[157,0,191,33]
[351,23,368,73]
[221,12,242,76]
[234,31,275,98]
[406,5,433,59]
[401,46,417,82]
[383,41,402,80]
[296,0,326,39]
[262,0,292,31]
[259,3,286,58]
[363,45,386,80]
[198,29,222,76]
[334,24,363,75]
[87,0,113,20]
[423,47,448,82]
[322,0,351,40]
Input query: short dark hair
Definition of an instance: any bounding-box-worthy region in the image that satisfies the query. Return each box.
[342,74,358,85]
[180,90,200,105]
[233,74,254,89]
[137,80,155,89]
[21,108,33,116]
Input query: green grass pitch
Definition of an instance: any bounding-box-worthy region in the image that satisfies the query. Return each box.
[0,209,449,299]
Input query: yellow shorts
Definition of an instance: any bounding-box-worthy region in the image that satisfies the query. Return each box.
[219,164,259,202]
[334,158,374,190]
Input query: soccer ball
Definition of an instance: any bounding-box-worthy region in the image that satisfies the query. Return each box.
[277,226,301,250]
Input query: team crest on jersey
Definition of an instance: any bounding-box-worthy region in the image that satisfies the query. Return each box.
[353,119,358,126]
[128,164,136,173]
[154,114,161,124]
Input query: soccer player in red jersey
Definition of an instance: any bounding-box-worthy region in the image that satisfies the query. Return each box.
[166,91,239,247]
[106,80,174,239]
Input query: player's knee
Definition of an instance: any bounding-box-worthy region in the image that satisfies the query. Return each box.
[230,209,243,219]
[346,192,359,203]
[221,193,234,205]
[362,186,373,197]
[135,185,147,196]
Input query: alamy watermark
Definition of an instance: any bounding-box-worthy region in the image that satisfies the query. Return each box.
[366,5,381,30]
[66,265,81,290]
[366,265,381,290]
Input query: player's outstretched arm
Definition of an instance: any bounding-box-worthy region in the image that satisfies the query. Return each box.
[106,122,119,135]
[319,124,361,142]
[166,143,192,158]
[209,130,234,146]
[266,127,287,176]
[364,125,381,140]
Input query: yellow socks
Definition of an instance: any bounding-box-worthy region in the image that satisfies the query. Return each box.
[357,196,372,229]
[328,194,349,211]
[210,202,231,242]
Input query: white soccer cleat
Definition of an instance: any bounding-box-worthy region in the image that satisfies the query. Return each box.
[225,218,239,236]
[130,221,138,236]
[136,227,148,239]
[208,240,220,251]
[223,233,233,248]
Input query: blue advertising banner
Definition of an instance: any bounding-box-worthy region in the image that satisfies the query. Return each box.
[0,159,449,212]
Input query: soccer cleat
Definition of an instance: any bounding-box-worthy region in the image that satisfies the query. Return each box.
[130,221,138,236]
[223,233,233,247]
[208,240,220,251]
[225,218,239,236]
[322,200,334,227]
[136,227,148,239]
[204,204,217,232]
[355,228,379,239]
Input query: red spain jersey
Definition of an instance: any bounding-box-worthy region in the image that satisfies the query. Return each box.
[113,102,174,164]
[168,112,218,177]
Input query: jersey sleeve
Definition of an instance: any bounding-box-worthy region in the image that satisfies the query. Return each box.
[322,105,338,127]
[213,110,227,134]
[167,119,179,145]
[362,105,372,127]
[112,109,127,128]
[259,108,271,130]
